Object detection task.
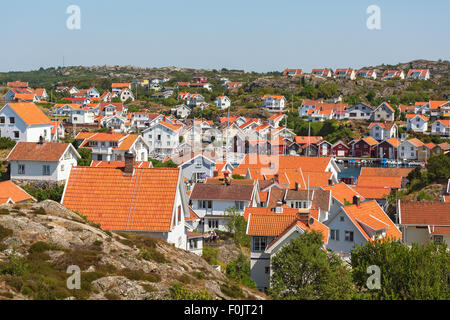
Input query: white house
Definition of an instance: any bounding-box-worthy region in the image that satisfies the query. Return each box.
[7,141,80,184]
[262,95,286,112]
[0,103,52,142]
[398,201,450,246]
[101,115,131,133]
[368,122,397,141]
[311,69,333,78]
[345,103,374,120]
[190,181,257,232]
[215,96,231,110]
[355,69,377,79]
[112,88,135,102]
[334,68,356,80]
[381,70,405,80]
[245,205,329,291]
[62,159,190,250]
[398,138,424,160]
[172,104,191,119]
[142,121,183,157]
[326,199,401,256]
[406,114,429,133]
[431,120,450,136]
[77,132,149,162]
[111,83,131,93]
[406,69,430,80]
[371,102,395,122]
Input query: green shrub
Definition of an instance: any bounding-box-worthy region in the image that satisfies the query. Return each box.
[0,137,16,150]
[202,245,219,265]
[0,225,13,241]
[226,253,256,289]
[169,282,212,300]
[104,292,121,300]
[22,185,65,202]
[119,268,161,283]
[29,241,62,254]
[0,209,10,215]
[220,282,243,299]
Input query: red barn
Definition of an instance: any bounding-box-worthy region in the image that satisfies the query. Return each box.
[331,141,350,157]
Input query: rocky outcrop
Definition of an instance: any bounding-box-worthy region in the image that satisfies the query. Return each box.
[0,201,266,300]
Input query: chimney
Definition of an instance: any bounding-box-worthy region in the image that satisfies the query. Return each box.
[328,179,333,186]
[223,171,231,185]
[213,169,219,178]
[298,212,311,226]
[124,152,135,176]
[274,173,279,184]
[352,195,361,207]
[38,136,44,145]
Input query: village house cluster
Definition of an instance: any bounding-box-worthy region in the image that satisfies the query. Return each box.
[1,72,449,293]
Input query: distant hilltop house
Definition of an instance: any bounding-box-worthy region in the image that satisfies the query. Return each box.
[406,69,430,80]
[311,68,333,78]
[262,95,286,112]
[0,103,52,142]
[334,68,356,80]
[406,114,429,133]
[381,70,405,80]
[282,69,302,76]
[355,69,377,80]
[215,95,231,110]
[224,81,244,90]
[7,81,29,89]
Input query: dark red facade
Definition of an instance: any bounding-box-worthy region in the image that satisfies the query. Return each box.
[331,142,350,157]
[353,140,376,157]
[375,141,398,159]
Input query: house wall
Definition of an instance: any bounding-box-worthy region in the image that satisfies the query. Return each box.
[180,157,215,181]
[142,123,179,156]
[10,152,77,183]
[407,118,428,133]
[372,106,394,122]
[346,104,372,120]
[402,226,429,245]
[0,105,51,142]
[399,142,418,160]
[250,235,275,291]
[325,211,367,255]
[70,110,95,124]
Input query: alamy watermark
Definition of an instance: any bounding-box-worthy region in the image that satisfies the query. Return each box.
[366,5,381,30]
[66,265,81,290]
[366,265,381,290]
[66,5,81,30]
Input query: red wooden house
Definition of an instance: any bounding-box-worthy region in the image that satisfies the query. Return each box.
[353,137,378,157]
[375,138,400,159]
[317,140,332,156]
[331,140,351,157]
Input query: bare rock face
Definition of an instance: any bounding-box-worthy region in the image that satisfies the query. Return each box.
[0,202,267,300]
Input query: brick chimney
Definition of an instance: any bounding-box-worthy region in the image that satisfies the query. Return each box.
[298,212,312,226]
[352,195,361,207]
[295,182,300,191]
[274,173,279,184]
[38,136,44,145]
[124,152,135,176]
[213,169,219,178]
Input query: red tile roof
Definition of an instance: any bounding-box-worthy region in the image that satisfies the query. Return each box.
[399,201,450,226]
[343,201,401,242]
[7,142,72,162]
[357,176,402,189]
[0,180,34,203]
[5,103,51,125]
[90,160,152,168]
[322,182,364,205]
[62,167,181,231]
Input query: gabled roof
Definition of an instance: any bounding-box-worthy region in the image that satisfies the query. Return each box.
[90,160,152,168]
[399,201,450,226]
[295,136,323,145]
[428,100,448,110]
[359,167,413,178]
[407,69,429,77]
[342,200,401,241]
[111,83,130,88]
[7,142,79,162]
[322,182,364,205]
[360,136,379,146]
[262,95,285,101]
[352,186,390,200]
[3,103,51,125]
[0,180,35,203]
[62,167,181,231]
[406,114,428,121]
[384,137,401,148]
[405,138,424,148]
[268,112,284,121]
[434,119,450,127]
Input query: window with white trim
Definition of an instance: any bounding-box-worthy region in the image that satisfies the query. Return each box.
[252,237,268,252]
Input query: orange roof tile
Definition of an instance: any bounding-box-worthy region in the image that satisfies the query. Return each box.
[399,201,450,226]
[352,186,390,199]
[90,160,152,168]
[7,142,72,162]
[322,182,364,205]
[5,103,51,125]
[0,180,34,203]
[362,136,379,146]
[357,176,402,189]
[343,201,401,241]
[62,167,181,231]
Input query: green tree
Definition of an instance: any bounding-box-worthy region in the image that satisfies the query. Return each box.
[226,253,256,288]
[77,148,92,166]
[269,231,354,300]
[225,207,250,247]
[351,240,449,300]
[425,154,450,182]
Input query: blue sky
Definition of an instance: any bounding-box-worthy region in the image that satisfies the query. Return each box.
[2,0,449,72]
